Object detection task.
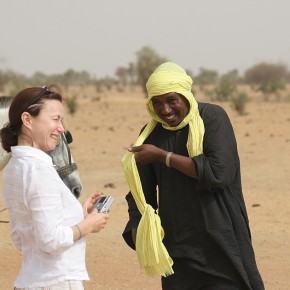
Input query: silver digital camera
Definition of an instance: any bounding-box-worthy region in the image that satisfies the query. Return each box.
[94,195,114,213]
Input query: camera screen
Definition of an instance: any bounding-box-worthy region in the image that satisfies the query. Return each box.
[99,196,106,203]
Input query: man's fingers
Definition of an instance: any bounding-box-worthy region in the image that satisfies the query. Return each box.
[128,146,142,152]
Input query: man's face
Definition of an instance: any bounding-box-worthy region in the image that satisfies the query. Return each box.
[151,92,189,127]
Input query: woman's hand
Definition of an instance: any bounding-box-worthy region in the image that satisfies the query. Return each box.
[73,211,109,240]
[83,191,102,216]
[83,212,110,234]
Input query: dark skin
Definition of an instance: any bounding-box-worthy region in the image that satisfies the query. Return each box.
[127,92,199,244]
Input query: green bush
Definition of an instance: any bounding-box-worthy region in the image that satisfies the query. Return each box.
[214,78,237,101]
[244,62,288,100]
[65,97,78,116]
[230,91,249,115]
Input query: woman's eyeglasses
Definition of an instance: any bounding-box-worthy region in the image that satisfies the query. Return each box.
[27,86,54,108]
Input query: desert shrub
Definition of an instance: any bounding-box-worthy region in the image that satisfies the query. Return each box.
[244,62,288,101]
[214,78,237,101]
[209,70,240,101]
[193,68,219,90]
[0,70,8,92]
[230,91,249,115]
[115,66,128,87]
[65,97,78,116]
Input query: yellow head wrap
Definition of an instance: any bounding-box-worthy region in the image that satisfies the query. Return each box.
[122,62,204,277]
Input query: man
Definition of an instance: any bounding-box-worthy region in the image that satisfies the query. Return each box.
[122,62,264,289]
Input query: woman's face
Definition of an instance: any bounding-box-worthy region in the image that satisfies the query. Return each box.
[29,99,65,152]
[151,92,190,127]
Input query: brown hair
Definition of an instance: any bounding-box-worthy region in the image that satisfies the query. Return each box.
[0,84,63,152]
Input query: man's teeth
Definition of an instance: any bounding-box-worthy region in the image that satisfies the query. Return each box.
[166,115,175,120]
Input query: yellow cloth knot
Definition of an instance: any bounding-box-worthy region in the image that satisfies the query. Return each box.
[136,204,174,276]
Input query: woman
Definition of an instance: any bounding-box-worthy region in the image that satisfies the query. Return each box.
[122,62,264,289]
[1,85,109,290]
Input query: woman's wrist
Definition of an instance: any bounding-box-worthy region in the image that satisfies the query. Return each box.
[76,224,82,238]
[74,224,82,240]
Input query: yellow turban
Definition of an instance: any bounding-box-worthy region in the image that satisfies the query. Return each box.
[122,62,204,277]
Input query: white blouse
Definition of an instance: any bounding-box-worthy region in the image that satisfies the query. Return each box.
[2,146,89,288]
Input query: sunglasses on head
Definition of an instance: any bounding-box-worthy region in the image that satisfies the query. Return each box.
[27,86,54,108]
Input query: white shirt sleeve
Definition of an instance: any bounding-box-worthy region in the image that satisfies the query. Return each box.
[10,228,22,250]
[26,163,77,254]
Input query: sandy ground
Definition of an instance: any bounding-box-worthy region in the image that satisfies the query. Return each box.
[0,86,290,289]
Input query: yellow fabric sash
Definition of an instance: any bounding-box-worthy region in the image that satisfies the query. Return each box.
[122,62,205,277]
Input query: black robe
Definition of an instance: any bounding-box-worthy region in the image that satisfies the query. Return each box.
[123,102,264,290]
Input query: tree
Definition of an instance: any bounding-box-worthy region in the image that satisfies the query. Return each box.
[222,69,240,84]
[213,70,240,101]
[214,78,237,101]
[0,70,7,92]
[135,46,168,95]
[244,62,288,100]
[29,71,48,86]
[0,57,7,92]
[115,66,128,87]
[127,62,136,86]
[5,70,27,96]
[193,67,219,89]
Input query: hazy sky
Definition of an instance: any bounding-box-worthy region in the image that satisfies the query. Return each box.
[1,0,290,78]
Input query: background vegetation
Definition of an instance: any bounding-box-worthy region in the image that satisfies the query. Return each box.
[1,45,290,116]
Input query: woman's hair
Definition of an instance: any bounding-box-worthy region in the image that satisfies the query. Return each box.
[0,84,63,152]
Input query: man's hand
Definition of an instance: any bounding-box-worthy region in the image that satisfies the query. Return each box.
[128,144,167,165]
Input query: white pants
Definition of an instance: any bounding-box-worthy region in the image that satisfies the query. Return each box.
[14,280,84,290]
